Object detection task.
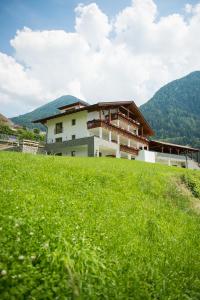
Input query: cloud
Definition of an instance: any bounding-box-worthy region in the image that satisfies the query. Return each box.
[1,0,200,117]
[75,3,112,49]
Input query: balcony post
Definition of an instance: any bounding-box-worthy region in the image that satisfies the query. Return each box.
[109,131,112,142]
[140,126,143,136]
[117,135,120,144]
[128,139,130,147]
[185,150,188,168]
[116,146,121,158]
[109,109,111,123]
[99,127,102,139]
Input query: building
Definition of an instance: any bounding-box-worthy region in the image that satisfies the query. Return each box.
[34,100,199,168]
[138,140,199,169]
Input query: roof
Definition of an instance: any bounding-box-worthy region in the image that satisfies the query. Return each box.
[58,100,89,110]
[33,100,154,136]
[149,139,199,153]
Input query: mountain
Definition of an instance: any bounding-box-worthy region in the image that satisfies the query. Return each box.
[0,113,13,127]
[140,71,200,148]
[10,72,200,147]
[11,95,82,130]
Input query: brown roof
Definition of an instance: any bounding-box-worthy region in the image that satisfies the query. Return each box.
[33,100,154,136]
[149,139,199,153]
[58,100,89,110]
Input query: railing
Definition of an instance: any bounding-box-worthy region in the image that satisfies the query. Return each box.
[105,112,140,127]
[0,134,19,143]
[155,152,187,161]
[120,144,138,155]
[87,119,148,144]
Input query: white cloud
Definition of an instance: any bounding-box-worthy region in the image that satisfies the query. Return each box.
[185,3,193,13]
[75,3,112,49]
[1,0,200,117]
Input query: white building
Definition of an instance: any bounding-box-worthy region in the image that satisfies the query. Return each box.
[34,100,199,168]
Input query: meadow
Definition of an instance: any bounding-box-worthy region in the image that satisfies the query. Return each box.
[0,151,200,299]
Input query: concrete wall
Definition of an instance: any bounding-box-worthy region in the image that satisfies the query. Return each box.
[45,137,95,157]
[136,150,199,170]
[136,150,155,163]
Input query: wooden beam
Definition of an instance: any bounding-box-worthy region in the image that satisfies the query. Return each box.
[109,109,111,123]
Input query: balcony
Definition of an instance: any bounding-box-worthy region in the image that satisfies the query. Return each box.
[87,119,148,145]
[105,112,140,127]
[120,144,138,155]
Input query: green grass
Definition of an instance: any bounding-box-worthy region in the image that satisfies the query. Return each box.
[0,152,200,299]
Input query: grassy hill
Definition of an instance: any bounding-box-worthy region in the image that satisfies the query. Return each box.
[140,71,200,148]
[11,95,82,131]
[0,152,200,299]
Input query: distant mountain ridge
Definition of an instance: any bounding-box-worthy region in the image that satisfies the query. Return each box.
[140,71,200,148]
[10,72,200,148]
[11,95,83,130]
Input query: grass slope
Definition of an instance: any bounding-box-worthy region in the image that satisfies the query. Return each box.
[0,152,200,299]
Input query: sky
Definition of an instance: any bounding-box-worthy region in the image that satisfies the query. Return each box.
[0,0,200,117]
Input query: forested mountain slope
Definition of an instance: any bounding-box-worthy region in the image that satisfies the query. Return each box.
[11,95,82,130]
[140,71,200,148]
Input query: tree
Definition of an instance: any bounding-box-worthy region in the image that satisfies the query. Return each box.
[0,125,14,135]
[33,128,40,134]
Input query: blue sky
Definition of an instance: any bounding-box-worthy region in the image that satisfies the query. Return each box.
[0,0,199,55]
[0,0,200,116]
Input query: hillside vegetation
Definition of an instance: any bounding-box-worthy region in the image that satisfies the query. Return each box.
[141,71,200,148]
[11,95,82,130]
[0,152,200,299]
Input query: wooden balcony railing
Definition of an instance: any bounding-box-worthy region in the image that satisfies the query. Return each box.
[87,119,148,145]
[120,144,139,155]
[105,112,140,127]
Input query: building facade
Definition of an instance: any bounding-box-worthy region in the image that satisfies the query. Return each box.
[35,101,154,160]
[34,100,199,168]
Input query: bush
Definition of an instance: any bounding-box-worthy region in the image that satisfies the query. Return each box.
[182,173,200,198]
[0,125,14,135]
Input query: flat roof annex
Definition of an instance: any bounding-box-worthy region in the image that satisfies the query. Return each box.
[149,140,199,153]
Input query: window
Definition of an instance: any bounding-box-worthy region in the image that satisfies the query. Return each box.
[72,135,76,140]
[72,119,76,126]
[55,137,62,143]
[55,122,63,134]
[71,151,76,157]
